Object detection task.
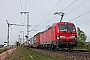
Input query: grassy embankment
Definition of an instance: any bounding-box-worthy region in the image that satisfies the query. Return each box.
[74,46,90,51]
[5,47,62,60]
[0,48,9,54]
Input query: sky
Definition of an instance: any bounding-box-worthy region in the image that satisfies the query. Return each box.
[0,0,90,45]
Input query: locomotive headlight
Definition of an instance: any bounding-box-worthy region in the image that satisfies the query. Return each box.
[75,37,77,40]
[60,36,66,38]
[57,36,60,39]
[70,36,75,39]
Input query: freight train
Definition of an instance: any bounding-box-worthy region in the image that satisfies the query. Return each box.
[29,22,78,51]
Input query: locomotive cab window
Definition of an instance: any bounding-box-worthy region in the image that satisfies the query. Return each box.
[58,24,75,32]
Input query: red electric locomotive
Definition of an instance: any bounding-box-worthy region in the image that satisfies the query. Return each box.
[39,22,78,51]
[32,22,78,51]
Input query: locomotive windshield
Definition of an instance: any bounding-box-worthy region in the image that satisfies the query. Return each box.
[58,24,74,32]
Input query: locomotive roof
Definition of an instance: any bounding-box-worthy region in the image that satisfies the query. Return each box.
[34,22,74,35]
[54,22,73,25]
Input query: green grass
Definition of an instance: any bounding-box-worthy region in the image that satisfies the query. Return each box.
[27,48,61,60]
[87,46,90,51]
[74,46,90,51]
[5,47,62,60]
[74,48,88,50]
[0,48,9,54]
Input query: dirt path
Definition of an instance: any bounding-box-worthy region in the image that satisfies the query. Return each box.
[0,48,16,60]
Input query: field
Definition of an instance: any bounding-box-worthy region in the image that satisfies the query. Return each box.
[0,48,9,54]
[5,47,62,60]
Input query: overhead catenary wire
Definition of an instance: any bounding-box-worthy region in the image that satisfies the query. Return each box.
[30,16,57,32]
[78,21,90,25]
[64,0,90,26]
[61,0,77,11]
[73,13,90,23]
[31,0,77,32]
[31,15,57,36]
[48,0,61,14]
[75,14,90,25]
[69,10,90,22]
[31,0,90,38]
[35,0,77,31]
[66,0,90,16]
[36,11,90,34]
[37,15,57,31]
[30,0,61,31]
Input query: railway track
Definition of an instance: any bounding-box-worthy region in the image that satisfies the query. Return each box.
[30,48,90,60]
